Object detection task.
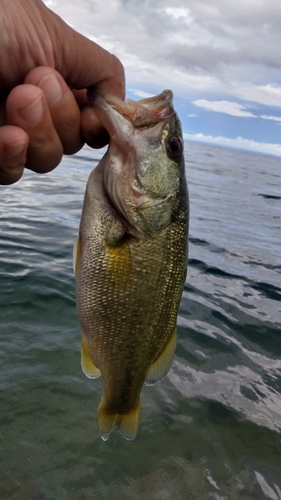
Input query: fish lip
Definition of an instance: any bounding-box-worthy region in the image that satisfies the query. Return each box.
[87,88,177,160]
[87,87,173,106]
[87,87,175,130]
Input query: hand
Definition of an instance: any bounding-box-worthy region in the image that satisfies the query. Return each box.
[0,0,125,185]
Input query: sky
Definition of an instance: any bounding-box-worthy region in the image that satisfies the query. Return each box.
[45,0,281,157]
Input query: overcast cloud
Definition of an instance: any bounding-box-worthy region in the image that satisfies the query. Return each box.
[46,0,281,155]
[46,0,281,97]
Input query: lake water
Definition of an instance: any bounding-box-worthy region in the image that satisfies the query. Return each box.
[0,141,281,499]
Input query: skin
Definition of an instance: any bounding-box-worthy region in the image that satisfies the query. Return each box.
[0,0,125,185]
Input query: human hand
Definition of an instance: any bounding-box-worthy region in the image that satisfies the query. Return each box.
[0,0,125,185]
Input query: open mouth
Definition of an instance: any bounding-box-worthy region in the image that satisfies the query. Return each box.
[87,88,175,130]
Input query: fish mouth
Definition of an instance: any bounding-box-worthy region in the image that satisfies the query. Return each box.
[87,88,178,238]
[87,87,174,131]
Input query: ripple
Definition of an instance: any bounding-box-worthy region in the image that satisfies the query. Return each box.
[1,142,281,498]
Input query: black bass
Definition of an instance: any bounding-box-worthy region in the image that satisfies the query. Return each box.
[74,89,189,441]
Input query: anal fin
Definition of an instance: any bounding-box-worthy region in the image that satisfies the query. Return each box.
[145,327,177,386]
[98,398,141,441]
[81,336,100,379]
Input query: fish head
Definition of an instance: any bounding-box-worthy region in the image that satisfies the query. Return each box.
[88,88,185,238]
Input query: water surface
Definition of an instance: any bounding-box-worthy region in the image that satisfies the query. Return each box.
[1,142,281,499]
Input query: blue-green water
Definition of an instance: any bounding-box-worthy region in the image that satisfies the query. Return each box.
[0,142,281,499]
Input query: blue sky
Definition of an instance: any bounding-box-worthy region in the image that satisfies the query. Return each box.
[46,0,281,157]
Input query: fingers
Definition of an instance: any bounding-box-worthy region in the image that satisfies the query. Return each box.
[0,65,113,185]
[0,125,28,184]
[6,84,63,174]
[2,66,85,183]
[31,67,114,150]
[81,105,109,149]
[24,67,83,154]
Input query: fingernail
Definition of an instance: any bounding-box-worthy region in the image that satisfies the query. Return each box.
[39,73,63,106]
[19,96,44,124]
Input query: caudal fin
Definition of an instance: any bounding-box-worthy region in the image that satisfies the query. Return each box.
[98,398,141,441]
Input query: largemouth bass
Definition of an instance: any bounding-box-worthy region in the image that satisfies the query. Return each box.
[74,89,189,441]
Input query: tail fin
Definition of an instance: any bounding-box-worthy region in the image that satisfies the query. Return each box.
[98,398,141,441]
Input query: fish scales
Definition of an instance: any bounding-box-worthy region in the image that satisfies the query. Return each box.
[74,89,189,441]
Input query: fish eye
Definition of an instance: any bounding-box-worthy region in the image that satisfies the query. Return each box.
[166,136,183,159]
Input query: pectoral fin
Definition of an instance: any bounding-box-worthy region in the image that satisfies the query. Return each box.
[98,397,141,441]
[73,235,82,276]
[105,240,131,286]
[81,336,100,379]
[145,327,177,386]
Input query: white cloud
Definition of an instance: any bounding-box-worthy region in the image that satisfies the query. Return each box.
[183,133,281,157]
[164,7,190,21]
[193,100,256,118]
[261,115,281,123]
[128,89,154,99]
[233,83,281,108]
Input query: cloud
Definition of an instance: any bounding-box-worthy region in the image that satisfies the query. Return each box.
[233,83,281,108]
[46,0,281,99]
[128,89,154,99]
[261,115,281,123]
[44,0,281,154]
[183,133,281,157]
[193,100,256,118]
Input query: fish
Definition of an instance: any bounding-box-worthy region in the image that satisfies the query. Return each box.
[74,88,189,441]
